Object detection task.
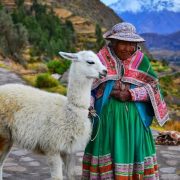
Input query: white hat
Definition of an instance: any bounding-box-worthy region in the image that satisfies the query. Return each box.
[103,22,145,42]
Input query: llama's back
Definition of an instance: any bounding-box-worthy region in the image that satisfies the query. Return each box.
[0,84,67,127]
[0,83,66,106]
[0,84,68,150]
[0,84,67,119]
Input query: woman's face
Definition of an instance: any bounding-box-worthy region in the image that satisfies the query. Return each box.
[112,40,137,60]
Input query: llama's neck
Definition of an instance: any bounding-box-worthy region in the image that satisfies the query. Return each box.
[67,65,93,110]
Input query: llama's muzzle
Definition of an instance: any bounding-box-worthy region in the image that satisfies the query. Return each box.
[99,69,107,79]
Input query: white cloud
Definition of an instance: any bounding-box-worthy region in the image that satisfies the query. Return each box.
[102,0,180,12]
[109,0,145,13]
[167,0,180,12]
[100,0,118,6]
[116,0,142,13]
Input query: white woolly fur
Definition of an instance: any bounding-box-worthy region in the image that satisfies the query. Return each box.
[0,51,107,180]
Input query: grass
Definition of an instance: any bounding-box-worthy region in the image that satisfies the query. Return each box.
[159,73,180,98]
[0,61,10,69]
[22,74,37,86]
[151,60,171,73]
[151,119,180,132]
[164,120,180,132]
[27,63,48,73]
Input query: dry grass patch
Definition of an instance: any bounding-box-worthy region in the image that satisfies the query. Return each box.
[27,63,48,73]
[68,15,87,24]
[164,120,180,132]
[44,85,67,96]
[54,8,72,19]
[22,74,37,86]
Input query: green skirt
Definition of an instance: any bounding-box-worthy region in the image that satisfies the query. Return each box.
[82,98,159,180]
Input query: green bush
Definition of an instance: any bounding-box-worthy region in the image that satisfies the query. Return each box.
[35,73,59,88]
[47,60,70,74]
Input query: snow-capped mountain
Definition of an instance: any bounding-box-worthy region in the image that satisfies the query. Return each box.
[108,0,180,34]
[109,0,180,13]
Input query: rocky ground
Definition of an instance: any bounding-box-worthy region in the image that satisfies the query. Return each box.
[0,68,179,180]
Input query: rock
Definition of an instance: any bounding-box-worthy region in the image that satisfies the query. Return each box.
[11,150,29,156]
[51,73,61,80]
[60,69,69,85]
[20,157,34,162]
[160,150,179,155]
[5,166,26,172]
[168,146,180,151]
[160,167,176,173]
[162,153,180,159]
[28,161,40,166]
[166,160,178,166]
[161,174,180,180]
[3,173,12,177]
[4,163,18,167]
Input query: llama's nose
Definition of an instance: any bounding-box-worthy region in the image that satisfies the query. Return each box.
[103,69,107,76]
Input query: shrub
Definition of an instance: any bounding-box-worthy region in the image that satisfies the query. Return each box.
[47,59,70,75]
[35,73,59,88]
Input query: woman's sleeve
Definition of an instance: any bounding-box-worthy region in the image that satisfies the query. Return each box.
[129,86,150,101]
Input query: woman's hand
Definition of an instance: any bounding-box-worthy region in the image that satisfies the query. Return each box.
[110,90,132,101]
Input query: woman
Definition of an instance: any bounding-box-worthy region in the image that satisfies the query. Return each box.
[82,22,169,179]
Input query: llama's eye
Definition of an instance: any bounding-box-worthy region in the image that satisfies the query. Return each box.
[87,61,95,64]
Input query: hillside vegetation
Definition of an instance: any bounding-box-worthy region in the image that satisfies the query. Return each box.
[0,0,106,94]
[151,61,180,131]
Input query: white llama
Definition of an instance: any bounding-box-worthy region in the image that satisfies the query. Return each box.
[0,51,107,180]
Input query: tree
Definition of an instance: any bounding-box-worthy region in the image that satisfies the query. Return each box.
[15,0,25,8]
[95,23,105,51]
[0,9,28,67]
[10,1,76,59]
[0,2,3,10]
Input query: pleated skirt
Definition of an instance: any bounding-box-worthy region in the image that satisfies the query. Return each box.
[82,98,159,180]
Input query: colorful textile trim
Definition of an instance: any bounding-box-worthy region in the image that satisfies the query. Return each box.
[93,46,143,90]
[129,86,149,101]
[93,45,169,126]
[93,46,122,89]
[82,153,159,180]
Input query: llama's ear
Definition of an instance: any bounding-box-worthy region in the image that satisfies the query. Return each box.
[59,52,78,61]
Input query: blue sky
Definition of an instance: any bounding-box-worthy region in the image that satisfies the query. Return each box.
[101,0,180,12]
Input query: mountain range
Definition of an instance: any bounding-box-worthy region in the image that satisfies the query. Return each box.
[56,0,122,30]
[141,31,180,51]
[115,10,180,34]
[141,31,180,63]
[109,0,180,34]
